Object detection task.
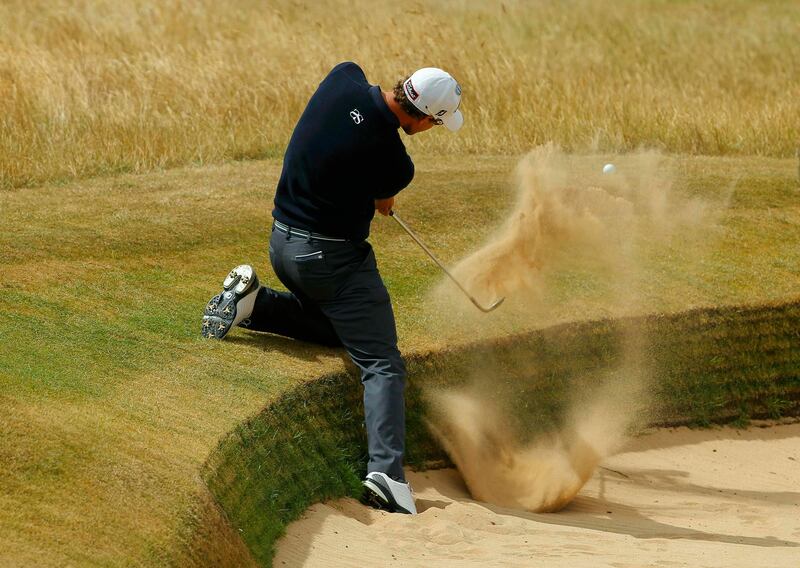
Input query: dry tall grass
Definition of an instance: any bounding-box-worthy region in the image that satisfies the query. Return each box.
[1,0,798,188]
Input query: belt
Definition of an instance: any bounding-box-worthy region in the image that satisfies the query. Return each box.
[273,220,348,242]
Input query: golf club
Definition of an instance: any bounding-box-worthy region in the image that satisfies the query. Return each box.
[390,210,504,313]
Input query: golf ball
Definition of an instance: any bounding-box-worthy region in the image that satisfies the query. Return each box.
[603,163,616,174]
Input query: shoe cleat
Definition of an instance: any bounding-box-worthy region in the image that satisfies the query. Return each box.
[205,297,219,315]
[235,278,251,294]
[223,268,239,290]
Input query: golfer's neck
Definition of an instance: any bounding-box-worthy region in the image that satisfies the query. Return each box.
[382,91,412,129]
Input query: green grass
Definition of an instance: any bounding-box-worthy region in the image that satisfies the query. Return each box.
[0,154,798,565]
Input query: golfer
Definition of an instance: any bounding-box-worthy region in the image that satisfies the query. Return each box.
[202,62,463,515]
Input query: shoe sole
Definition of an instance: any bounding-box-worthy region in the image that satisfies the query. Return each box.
[201,265,259,339]
[361,481,392,512]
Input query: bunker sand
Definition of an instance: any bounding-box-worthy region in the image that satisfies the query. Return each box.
[275,422,800,567]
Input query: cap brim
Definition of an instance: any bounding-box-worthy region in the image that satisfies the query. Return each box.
[442,109,463,132]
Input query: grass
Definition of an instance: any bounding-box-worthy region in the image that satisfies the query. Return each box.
[1,152,798,565]
[2,0,800,189]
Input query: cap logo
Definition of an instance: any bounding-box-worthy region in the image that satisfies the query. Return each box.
[455,83,462,96]
[404,79,420,101]
[435,109,447,117]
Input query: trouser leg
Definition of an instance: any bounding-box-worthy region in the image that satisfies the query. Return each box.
[317,249,406,482]
[266,230,407,481]
[320,282,406,480]
[244,286,341,347]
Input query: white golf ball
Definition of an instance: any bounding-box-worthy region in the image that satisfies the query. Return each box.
[602,163,616,174]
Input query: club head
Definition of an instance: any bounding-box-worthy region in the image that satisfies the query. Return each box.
[471,296,505,313]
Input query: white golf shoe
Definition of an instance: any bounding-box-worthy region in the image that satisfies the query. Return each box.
[201,264,260,339]
[362,472,417,515]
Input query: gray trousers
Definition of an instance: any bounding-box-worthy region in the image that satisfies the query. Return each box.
[245,226,407,481]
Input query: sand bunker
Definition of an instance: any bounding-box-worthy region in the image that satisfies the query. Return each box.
[274,421,800,567]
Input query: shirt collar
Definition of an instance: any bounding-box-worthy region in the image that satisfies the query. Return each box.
[369,85,400,128]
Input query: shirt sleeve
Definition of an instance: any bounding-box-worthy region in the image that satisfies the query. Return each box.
[373,152,415,199]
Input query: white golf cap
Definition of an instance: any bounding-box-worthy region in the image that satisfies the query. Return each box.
[403,67,464,132]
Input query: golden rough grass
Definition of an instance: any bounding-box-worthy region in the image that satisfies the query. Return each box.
[1,0,799,188]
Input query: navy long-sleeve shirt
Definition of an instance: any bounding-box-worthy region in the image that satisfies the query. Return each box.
[272,62,415,241]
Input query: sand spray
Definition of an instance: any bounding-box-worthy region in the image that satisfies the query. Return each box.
[426,145,717,512]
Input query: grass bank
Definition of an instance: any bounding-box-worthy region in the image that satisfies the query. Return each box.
[0,154,797,565]
[2,0,799,188]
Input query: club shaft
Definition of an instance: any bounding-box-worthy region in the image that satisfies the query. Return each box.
[390,211,497,311]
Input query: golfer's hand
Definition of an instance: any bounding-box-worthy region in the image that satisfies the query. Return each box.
[375,197,395,216]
